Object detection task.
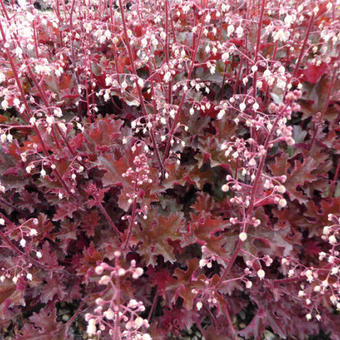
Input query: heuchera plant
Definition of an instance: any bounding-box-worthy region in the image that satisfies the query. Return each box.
[0,0,339,339]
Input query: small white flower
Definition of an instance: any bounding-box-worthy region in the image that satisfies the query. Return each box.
[276,185,286,193]
[86,319,97,335]
[103,308,114,320]
[199,259,207,268]
[132,267,144,279]
[278,198,287,208]
[252,102,259,111]
[105,76,112,86]
[222,52,229,62]
[1,134,6,143]
[257,269,265,280]
[99,275,110,285]
[246,280,252,289]
[209,65,216,74]
[15,47,23,58]
[104,30,111,39]
[288,269,294,277]
[36,251,42,258]
[249,158,256,166]
[118,268,126,276]
[141,37,148,48]
[232,151,239,159]
[239,232,247,242]
[142,334,152,340]
[137,78,144,88]
[322,279,329,288]
[329,235,337,245]
[40,168,46,178]
[13,98,20,107]
[95,265,104,275]
[239,102,246,112]
[121,80,128,89]
[29,229,38,236]
[6,134,13,143]
[104,91,110,102]
[163,71,171,82]
[26,273,32,281]
[323,226,331,235]
[319,251,326,260]
[134,316,144,329]
[0,218,5,225]
[46,116,55,125]
[331,266,338,275]
[196,301,203,310]
[330,295,337,304]
[20,238,26,247]
[217,110,226,120]
[221,184,229,192]
[227,25,235,36]
[236,26,243,38]
[314,285,321,292]
[53,108,63,117]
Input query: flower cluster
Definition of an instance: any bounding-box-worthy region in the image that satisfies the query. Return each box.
[85,251,151,339]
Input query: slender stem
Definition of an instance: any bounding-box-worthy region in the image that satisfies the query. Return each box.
[108,0,121,85]
[54,123,76,157]
[64,302,85,337]
[0,12,76,197]
[165,0,172,104]
[0,198,17,210]
[98,203,121,240]
[292,14,314,80]
[147,288,159,322]
[162,24,204,162]
[309,68,336,150]
[272,276,301,285]
[113,256,122,340]
[51,124,62,150]
[222,300,238,340]
[32,16,40,58]
[329,157,340,198]
[69,0,77,70]
[217,108,285,288]
[0,124,32,130]
[252,0,265,98]
[0,229,50,271]
[116,0,164,174]
[193,315,208,340]
[123,182,137,250]
[84,62,91,118]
